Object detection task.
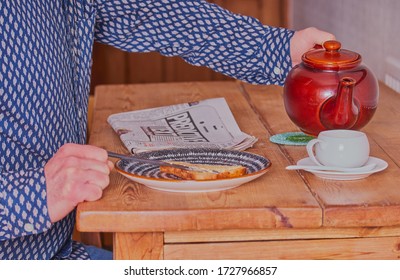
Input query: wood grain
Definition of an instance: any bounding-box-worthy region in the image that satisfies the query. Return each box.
[243,82,400,227]
[114,232,164,260]
[78,82,320,233]
[164,227,400,243]
[77,81,400,259]
[164,236,400,260]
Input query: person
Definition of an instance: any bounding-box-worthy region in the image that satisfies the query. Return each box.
[0,0,334,260]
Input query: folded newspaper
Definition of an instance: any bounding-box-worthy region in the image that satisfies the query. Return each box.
[107,97,258,154]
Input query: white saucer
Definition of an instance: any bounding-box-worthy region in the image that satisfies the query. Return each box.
[296,156,388,180]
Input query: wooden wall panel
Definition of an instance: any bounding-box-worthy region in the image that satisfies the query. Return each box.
[90,0,285,94]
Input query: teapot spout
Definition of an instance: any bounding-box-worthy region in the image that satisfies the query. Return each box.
[320,77,360,129]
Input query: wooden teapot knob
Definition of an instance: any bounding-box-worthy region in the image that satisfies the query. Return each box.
[323,40,341,52]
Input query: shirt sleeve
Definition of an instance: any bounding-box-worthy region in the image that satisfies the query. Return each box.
[0,166,52,241]
[93,0,295,85]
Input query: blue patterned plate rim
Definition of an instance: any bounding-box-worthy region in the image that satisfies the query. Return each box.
[115,148,272,182]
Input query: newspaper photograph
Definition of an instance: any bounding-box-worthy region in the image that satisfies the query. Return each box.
[107,98,257,154]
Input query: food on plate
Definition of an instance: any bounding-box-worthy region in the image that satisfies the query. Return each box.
[160,161,247,180]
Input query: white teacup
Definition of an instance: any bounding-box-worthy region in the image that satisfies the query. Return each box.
[306,130,370,168]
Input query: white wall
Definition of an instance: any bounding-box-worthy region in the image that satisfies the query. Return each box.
[288,0,400,91]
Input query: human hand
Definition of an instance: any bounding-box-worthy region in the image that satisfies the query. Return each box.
[290,27,335,66]
[45,143,114,223]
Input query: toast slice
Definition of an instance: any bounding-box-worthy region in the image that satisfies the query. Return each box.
[160,161,247,180]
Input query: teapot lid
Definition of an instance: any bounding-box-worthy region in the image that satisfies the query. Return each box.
[302,40,361,70]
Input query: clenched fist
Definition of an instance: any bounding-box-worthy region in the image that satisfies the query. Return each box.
[45,143,114,223]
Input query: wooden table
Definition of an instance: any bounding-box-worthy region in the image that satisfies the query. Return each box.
[77,81,400,259]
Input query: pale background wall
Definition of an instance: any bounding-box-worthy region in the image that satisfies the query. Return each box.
[287,0,400,92]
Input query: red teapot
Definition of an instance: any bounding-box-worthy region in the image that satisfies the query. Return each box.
[283,40,379,136]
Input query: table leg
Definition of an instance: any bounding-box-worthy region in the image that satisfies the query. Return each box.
[113,232,164,260]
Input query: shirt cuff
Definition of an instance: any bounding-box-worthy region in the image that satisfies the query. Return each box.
[0,167,52,240]
[262,26,295,85]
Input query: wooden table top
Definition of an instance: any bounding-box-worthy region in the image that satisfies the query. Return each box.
[77,81,400,234]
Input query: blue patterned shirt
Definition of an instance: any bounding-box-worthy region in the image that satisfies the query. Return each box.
[0,0,294,259]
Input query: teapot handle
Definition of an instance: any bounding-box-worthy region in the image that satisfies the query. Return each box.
[306,139,324,166]
[313,44,323,50]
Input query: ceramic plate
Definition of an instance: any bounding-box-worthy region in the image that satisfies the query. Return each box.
[296,156,388,180]
[115,148,271,192]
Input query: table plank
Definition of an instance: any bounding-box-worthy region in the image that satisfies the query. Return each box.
[164,236,400,260]
[367,83,400,166]
[114,232,163,260]
[77,82,321,233]
[244,82,400,227]
[164,227,400,243]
